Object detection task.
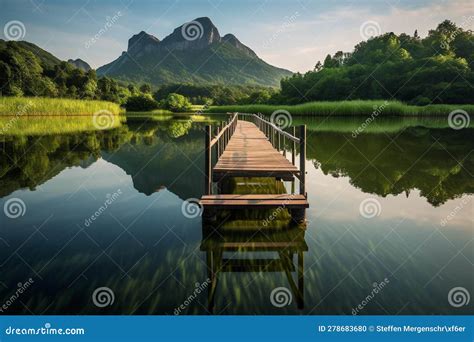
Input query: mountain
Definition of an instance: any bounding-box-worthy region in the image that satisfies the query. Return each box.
[68,58,92,71]
[0,39,61,70]
[97,17,292,87]
[0,39,92,74]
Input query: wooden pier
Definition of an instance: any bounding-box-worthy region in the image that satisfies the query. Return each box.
[200,113,308,222]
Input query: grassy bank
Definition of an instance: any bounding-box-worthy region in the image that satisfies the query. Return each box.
[0,116,124,135]
[207,100,474,116]
[0,97,122,116]
[126,109,173,116]
[292,116,473,133]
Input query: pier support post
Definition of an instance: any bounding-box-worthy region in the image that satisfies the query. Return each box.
[292,127,296,165]
[299,125,306,196]
[205,125,212,195]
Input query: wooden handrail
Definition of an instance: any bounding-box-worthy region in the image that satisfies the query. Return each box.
[237,113,300,143]
[236,112,306,196]
[210,113,238,147]
[204,112,306,197]
[204,113,238,195]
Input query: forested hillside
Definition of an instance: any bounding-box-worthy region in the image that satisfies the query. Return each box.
[280,20,474,104]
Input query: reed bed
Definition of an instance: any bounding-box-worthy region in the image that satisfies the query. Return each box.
[0,97,122,116]
[207,100,474,116]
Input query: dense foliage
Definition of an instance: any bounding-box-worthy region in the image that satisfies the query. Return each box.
[153,83,277,106]
[160,93,192,112]
[124,94,158,111]
[0,40,150,105]
[280,20,474,104]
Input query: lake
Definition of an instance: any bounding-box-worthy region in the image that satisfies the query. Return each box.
[0,114,472,315]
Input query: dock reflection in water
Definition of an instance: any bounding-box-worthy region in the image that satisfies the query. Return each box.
[201,176,308,312]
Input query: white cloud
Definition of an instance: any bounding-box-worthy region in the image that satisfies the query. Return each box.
[254,0,474,72]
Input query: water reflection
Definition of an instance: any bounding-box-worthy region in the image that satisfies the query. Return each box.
[304,126,473,206]
[201,175,308,312]
[201,222,307,312]
[1,117,472,204]
[0,116,472,315]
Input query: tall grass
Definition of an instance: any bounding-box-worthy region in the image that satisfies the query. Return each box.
[0,116,124,135]
[207,100,474,116]
[291,116,473,133]
[126,109,173,116]
[0,97,122,116]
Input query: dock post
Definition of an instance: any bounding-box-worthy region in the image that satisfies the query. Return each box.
[298,251,304,309]
[292,127,296,165]
[216,126,221,157]
[299,125,306,196]
[205,125,212,195]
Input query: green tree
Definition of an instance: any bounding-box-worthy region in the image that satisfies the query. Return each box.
[139,83,152,94]
[125,94,158,111]
[162,93,192,112]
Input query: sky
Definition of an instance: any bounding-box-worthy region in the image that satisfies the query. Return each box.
[0,0,473,72]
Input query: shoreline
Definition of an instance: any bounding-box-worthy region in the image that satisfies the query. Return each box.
[206,100,474,116]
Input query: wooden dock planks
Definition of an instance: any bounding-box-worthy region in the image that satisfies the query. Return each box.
[200,194,309,209]
[200,117,308,219]
[213,121,298,180]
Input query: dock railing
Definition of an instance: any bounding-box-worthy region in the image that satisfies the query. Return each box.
[204,113,238,195]
[236,113,306,196]
[204,112,306,196]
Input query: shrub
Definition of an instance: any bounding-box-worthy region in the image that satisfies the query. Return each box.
[162,93,192,112]
[124,94,158,112]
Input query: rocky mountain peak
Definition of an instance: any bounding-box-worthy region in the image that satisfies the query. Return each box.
[67,58,92,71]
[127,31,160,56]
[160,17,221,51]
[222,34,256,58]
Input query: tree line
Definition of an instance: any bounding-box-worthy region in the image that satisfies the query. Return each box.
[0,40,277,111]
[279,20,474,105]
[2,19,471,110]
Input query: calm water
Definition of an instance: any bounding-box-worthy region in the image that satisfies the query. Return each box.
[0,115,472,315]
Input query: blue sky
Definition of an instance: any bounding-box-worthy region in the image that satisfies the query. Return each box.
[1,0,472,72]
